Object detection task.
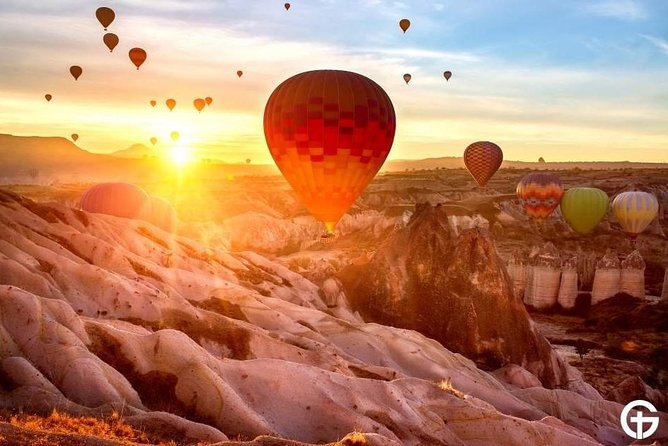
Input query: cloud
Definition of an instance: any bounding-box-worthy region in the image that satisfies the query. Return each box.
[582,0,647,20]
[641,34,668,55]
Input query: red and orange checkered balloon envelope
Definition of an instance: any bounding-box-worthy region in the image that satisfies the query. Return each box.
[264,70,396,232]
[516,172,564,220]
[463,141,503,187]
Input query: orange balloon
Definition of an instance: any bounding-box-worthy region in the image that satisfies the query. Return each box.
[71,133,79,142]
[264,70,396,232]
[284,3,290,10]
[45,94,52,102]
[193,98,205,112]
[205,97,212,106]
[150,137,157,146]
[443,71,452,81]
[95,7,115,31]
[103,33,119,52]
[69,65,82,80]
[150,100,156,107]
[399,18,410,33]
[237,70,243,78]
[166,98,176,111]
[403,73,411,84]
[128,48,147,70]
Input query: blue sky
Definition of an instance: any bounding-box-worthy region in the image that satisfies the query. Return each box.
[0,0,666,162]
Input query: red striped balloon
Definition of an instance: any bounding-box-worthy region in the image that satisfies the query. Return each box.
[463,141,503,187]
[516,173,564,220]
[79,183,149,219]
[264,70,396,232]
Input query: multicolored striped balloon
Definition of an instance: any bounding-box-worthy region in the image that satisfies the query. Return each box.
[560,187,609,234]
[611,191,658,239]
[463,141,503,187]
[516,172,564,220]
[264,70,396,232]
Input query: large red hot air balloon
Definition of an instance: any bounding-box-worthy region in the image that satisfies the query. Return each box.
[70,65,83,80]
[129,48,147,70]
[463,141,503,187]
[95,7,115,31]
[264,70,396,232]
[516,172,564,221]
[80,183,148,219]
[103,33,119,52]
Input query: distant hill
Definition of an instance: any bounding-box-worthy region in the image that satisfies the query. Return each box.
[110,144,155,159]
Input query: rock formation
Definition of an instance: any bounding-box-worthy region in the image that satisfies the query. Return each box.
[524,243,561,310]
[558,256,578,310]
[663,268,668,301]
[591,250,621,305]
[341,203,569,388]
[620,250,646,299]
[506,250,527,300]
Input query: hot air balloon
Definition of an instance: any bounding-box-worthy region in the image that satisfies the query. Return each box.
[560,187,609,235]
[403,73,412,84]
[95,7,115,31]
[170,131,179,142]
[71,133,79,142]
[45,94,52,102]
[246,158,251,164]
[443,71,452,81]
[284,3,290,10]
[129,48,147,70]
[150,137,157,146]
[516,173,564,221]
[463,141,503,187]
[70,65,82,80]
[150,100,156,107]
[141,196,177,232]
[193,98,205,112]
[80,183,148,219]
[166,99,176,111]
[611,191,659,239]
[205,97,212,106]
[237,70,243,78]
[399,18,411,33]
[103,33,119,52]
[264,69,396,232]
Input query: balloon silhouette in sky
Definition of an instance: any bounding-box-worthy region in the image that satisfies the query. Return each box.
[166,98,176,111]
[170,131,179,142]
[463,141,503,187]
[444,71,452,81]
[517,172,564,221]
[205,97,213,106]
[399,18,411,33]
[403,73,411,84]
[150,100,156,107]
[150,137,157,146]
[284,3,291,11]
[70,65,82,80]
[193,98,205,112]
[237,70,243,78]
[103,33,119,52]
[71,133,79,142]
[264,69,396,232]
[95,7,115,31]
[129,48,147,70]
[45,94,52,102]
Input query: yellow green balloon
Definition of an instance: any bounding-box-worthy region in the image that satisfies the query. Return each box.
[560,187,609,234]
[611,191,659,239]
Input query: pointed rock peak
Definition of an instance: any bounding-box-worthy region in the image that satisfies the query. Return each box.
[622,250,645,270]
[530,242,560,267]
[597,250,620,269]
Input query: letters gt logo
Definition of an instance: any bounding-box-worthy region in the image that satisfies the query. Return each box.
[620,400,660,440]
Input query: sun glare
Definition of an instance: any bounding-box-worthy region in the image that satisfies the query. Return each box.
[170,145,192,166]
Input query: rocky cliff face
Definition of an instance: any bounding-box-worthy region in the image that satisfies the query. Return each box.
[341,203,569,388]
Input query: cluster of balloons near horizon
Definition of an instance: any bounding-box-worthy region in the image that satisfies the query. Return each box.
[399,20,452,84]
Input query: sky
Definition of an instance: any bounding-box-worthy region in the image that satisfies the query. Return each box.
[0,0,667,163]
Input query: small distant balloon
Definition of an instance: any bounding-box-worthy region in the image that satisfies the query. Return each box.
[103,33,119,52]
[45,94,52,102]
[95,7,115,30]
[128,48,147,70]
[399,18,411,33]
[170,131,179,142]
[205,96,212,106]
[150,137,157,146]
[284,3,290,10]
[403,73,412,84]
[237,70,243,78]
[166,98,176,111]
[150,100,156,107]
[193,98,205,112]
[71,133,79,142]
[69,65,82,80]
[443,71,452,81]
[246,158,251,164]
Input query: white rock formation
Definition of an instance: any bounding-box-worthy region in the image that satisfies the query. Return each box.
[524,243,561,309]
[620,250,645,299]
[591,251,621,305]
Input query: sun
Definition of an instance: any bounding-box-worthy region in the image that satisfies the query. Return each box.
[169,145,192,167]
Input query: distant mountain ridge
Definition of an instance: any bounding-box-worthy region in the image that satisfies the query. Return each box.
[110,143,155,159]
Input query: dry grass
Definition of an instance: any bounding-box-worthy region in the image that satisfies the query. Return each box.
[437,378,467,399]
